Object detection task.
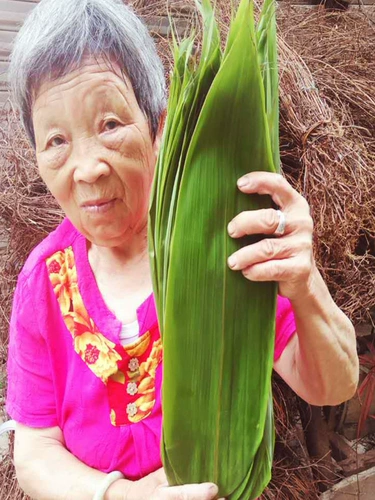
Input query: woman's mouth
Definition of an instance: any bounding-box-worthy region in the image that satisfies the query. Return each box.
[81,198,117,214]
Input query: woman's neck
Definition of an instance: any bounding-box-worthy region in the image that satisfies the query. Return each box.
[88,226,149,271]
[87,227,153,324]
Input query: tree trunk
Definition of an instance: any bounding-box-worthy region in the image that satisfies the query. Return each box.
[298,399,337,492]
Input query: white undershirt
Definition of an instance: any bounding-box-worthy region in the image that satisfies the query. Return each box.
[119,319,140,346]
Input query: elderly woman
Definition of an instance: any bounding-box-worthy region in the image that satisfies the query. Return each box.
[6,0,358,499]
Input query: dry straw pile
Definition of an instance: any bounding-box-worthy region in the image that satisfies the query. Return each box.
[277,5,375,326]
[0,1,374,498]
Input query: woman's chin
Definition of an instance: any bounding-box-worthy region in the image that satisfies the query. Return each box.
[80,221,129,248]
[70,209,147,248]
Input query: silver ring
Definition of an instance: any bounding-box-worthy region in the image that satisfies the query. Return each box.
[274,210,286,236]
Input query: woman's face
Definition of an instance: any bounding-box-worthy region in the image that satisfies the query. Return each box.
[33,59,164,247]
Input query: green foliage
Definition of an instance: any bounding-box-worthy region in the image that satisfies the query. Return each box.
[149,1,280,497]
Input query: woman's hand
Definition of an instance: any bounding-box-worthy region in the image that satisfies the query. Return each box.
[122,468,224,500]
[227,171,314,300]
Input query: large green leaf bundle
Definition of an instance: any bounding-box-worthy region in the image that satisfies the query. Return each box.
[149,0,280,498]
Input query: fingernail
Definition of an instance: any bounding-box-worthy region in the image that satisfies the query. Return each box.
[237,176,249,188]
[242,268,251,279]
[227,221,236,235]
[227,255,237,269]
[208,484,219,494]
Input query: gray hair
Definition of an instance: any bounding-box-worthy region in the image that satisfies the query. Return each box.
[9,0,167,147]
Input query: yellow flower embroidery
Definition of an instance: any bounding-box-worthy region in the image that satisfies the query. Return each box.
[74,332,121,383]
[46,247,121,383]
[47,248,75,314]
[127,339,163,424]
[46,246,163,425]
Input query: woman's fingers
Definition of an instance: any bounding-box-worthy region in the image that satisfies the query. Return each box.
[239,255,315,299]
[227,208,313,239]
[145,469,225,500]
[126,468,168,500]
[152,482,224,500]
[236,171,306,211]
[149,467,168,486]
[228,235,312,271]
[227,171,315,299]
[228,209,280,238]
[241,256,313,284]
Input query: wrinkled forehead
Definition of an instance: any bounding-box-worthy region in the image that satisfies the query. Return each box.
[33,60,140,125]
[32,59,141,139]
[31,54,130,108]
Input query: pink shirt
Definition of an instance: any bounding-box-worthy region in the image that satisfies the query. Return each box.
[6,218,296,479]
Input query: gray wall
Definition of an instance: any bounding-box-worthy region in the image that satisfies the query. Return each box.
[0,0,191,106]
[0,0,39,104]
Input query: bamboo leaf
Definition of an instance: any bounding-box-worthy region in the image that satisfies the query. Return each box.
[149,1,280,498]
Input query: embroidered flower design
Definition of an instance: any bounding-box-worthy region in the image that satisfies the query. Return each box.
[126,403,138,418]
[74,332,121,383]
[128,358,139,372]
[110,409,117,426]
[48,260,61,274]
[46,248,76,314]
[146,340,163,377]
[84,344,100,364]
[46,247,163,427]
[127,339,163,424]
[126,382,138,396]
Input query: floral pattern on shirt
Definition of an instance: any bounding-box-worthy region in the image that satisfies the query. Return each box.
[126,338,163,424]
[46,247,162,426]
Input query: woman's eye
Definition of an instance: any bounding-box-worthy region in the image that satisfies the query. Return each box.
[104,120,120,132]
[48,136,65,148]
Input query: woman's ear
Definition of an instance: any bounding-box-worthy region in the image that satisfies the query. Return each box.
[153,109,167,157]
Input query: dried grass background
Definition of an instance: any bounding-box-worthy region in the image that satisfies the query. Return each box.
[1,1,374,499]
[277,4,375,326]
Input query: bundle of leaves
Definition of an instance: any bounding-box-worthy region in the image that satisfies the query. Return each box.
[1,2,374,499]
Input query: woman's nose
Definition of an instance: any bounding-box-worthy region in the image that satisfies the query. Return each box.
[72,144,111,184]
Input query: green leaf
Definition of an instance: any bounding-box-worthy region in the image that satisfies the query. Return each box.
[149,1,280,498]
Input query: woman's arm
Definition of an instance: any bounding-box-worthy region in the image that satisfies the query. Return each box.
[274,264,358,406]
[14,423,130,500]
[14,423,221,500]
[227,171,359,405]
